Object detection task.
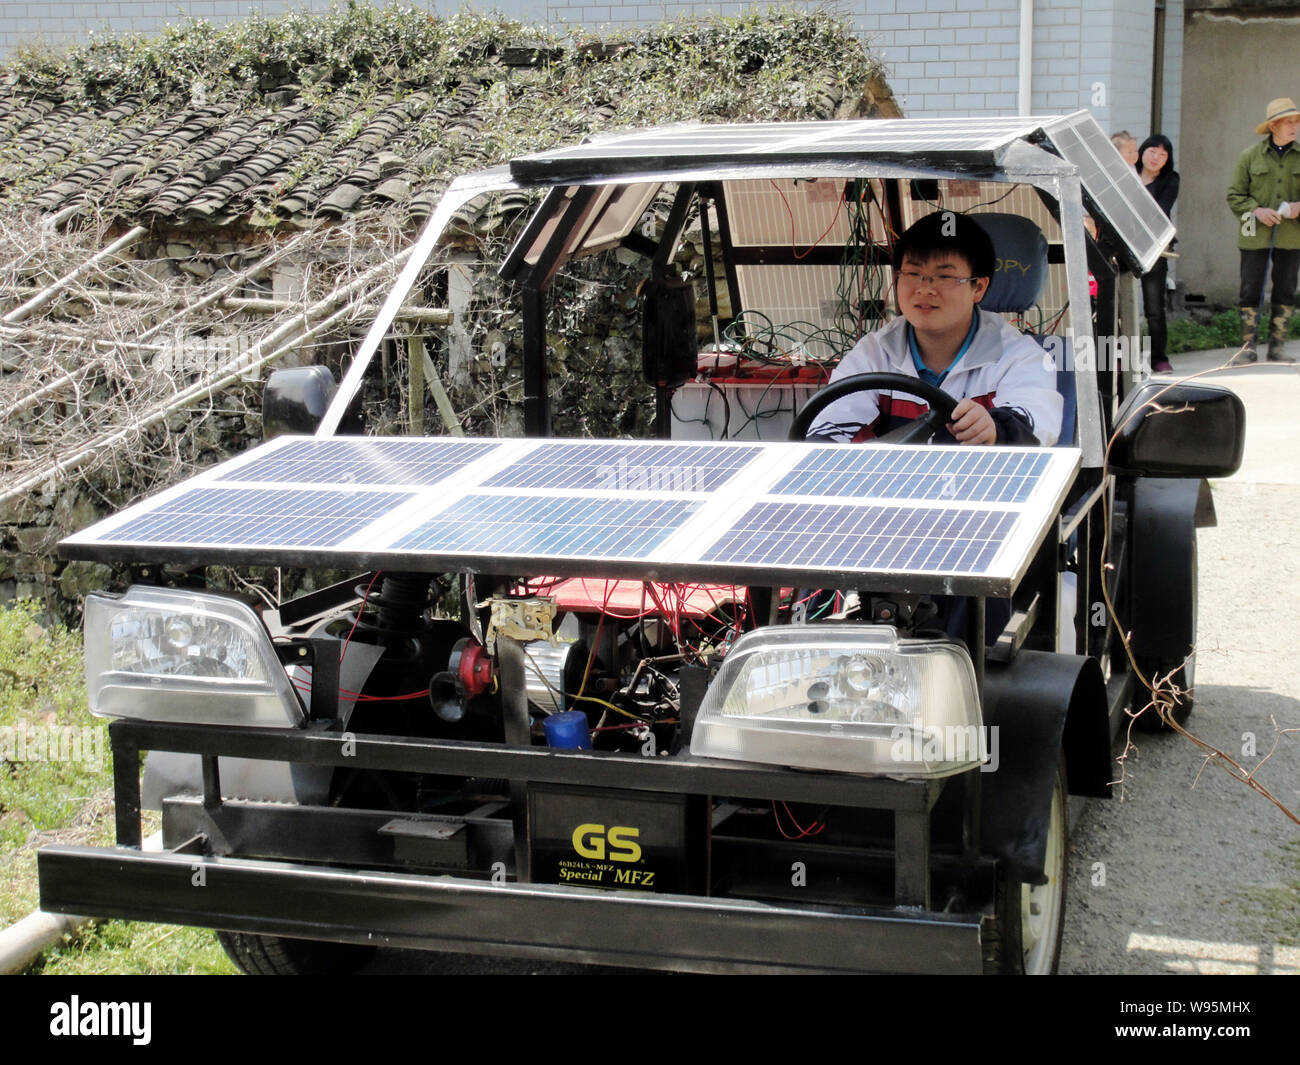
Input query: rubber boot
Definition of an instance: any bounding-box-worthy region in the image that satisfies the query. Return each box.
[1231,306,1259,365]
[1267,305,1295,363]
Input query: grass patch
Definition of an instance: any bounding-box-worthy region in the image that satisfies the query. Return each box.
[0,599,235,973]
[1167,310,1246,354]
[0,599,110,925]
[1236,838,1300,950]
[24,920,236,975]
[1167,308,1300,355]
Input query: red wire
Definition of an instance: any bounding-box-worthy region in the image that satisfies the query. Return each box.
[339,571,382,665]
[769,179,845,261]
[292,676,430,702]
[773,800,825,840]
[574,585,610,702]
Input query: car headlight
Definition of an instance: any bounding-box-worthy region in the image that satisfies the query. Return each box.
[85,586,304,727]
[690,625,984,777]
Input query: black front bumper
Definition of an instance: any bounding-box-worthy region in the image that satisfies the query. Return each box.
[38,718,988,974]
[39,845,983,974]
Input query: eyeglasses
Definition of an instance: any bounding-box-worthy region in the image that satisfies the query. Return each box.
[895,270,979,291]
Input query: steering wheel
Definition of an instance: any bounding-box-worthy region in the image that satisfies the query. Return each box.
[788,372,960,444]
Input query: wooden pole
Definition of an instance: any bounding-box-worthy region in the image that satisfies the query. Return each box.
[421,348,465,437]
[3,285,453,325]
[0,251,414,505]
[407,335,425,436]
[2,226,147,325]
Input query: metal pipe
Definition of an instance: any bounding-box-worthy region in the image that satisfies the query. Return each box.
[1018,0,1034,116]
[319,170,519,437]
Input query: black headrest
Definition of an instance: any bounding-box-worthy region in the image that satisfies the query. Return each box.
[973,213,1048,314]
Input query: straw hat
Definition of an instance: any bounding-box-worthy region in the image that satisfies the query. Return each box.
[1257,97,1300,134]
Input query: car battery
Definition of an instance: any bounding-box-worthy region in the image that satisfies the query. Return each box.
[528,784,706,894]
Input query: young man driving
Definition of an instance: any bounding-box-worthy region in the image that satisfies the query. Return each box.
[807,211,1063,446]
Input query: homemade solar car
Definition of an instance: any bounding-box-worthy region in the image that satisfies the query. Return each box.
[40,113,1246,974]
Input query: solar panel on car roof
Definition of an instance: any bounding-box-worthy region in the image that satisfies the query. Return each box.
[509,117,1044,180]
[1037,112,1175,273]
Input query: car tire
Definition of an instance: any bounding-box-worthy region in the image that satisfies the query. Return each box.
[983,758,1068,975]
[217,930,375,975]
[1134,538,1196,732]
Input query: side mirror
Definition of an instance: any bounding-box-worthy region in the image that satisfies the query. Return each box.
[1109,380,1245,478]
[262,366,337,441]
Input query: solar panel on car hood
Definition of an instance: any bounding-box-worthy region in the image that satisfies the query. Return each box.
[61,436,1079,596]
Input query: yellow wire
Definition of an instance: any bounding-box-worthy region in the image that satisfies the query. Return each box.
[521,646,650,723]
[571,693,648,722]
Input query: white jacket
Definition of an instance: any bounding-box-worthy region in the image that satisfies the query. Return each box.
[808,311,1063,446]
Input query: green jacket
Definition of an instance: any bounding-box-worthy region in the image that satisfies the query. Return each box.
[1227,138,1300,250]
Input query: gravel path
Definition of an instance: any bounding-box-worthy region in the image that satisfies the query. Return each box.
[1060,351,1300,975]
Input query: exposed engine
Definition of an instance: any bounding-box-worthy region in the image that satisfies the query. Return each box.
[331,572,756,760]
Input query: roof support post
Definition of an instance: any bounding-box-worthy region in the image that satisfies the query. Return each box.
[522,283,549,437]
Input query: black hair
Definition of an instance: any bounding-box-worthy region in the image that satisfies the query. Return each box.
[1135,134,1179,219]
[892,211,996,280]
[1136,133,1175,177]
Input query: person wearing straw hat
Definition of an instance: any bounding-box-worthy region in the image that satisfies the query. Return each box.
[1226,97,1300,363]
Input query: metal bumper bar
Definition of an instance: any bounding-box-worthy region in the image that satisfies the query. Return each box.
[105,719,948,908]
[38,845,984,974]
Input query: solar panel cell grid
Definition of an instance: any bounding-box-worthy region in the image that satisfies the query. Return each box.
[1042,114,1174,271]
[108,486,413,547]
[702,501,1017,575]
[774,448,1049,503]
[219,438,501,486]
[392,494,701,560]
[483,441,763,492]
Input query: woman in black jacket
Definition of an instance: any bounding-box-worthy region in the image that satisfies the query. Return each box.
[1137,133,1179,372]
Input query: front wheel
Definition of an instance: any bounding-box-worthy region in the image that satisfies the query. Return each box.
[1135,536,1197,732]
[217,931,375,975]
[984,759,1068,974]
